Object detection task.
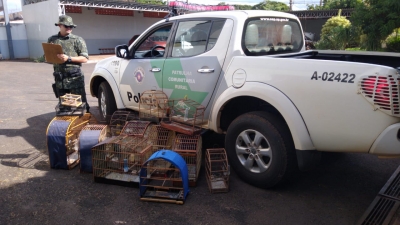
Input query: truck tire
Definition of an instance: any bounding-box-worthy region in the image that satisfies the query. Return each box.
[225,111,296,188]
[98,82,117,123]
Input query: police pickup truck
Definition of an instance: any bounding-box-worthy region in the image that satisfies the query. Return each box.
[90,10,400,188]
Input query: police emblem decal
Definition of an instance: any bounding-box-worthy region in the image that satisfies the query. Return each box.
[134,67,145,84]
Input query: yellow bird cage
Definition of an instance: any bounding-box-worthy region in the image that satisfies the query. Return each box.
[46,113,91,169]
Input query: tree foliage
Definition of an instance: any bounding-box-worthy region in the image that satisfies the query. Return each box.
[351,0,400,50]
[234,4,253,10]
[252,0,289,11]
[307,0,361,10]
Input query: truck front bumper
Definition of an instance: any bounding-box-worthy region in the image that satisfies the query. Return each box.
[370,123,400,156]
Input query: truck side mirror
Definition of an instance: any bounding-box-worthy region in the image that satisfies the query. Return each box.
[115,45,129,59]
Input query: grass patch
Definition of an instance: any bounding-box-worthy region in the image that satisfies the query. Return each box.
[32,55,45,63]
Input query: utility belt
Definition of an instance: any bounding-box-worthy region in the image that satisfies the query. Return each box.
[53,67,82,81]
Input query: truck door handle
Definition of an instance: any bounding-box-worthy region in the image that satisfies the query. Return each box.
[198,68,214,73]
[150,68,161,72]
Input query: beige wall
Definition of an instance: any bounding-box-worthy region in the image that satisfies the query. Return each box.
[22,0,164,58]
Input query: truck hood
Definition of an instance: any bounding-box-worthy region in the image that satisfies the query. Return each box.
[94,56,118,71]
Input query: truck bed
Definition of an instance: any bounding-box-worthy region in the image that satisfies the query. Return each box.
[276,50,400,69]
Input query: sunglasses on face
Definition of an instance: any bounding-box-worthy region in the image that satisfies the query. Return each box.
[63,25,74,29]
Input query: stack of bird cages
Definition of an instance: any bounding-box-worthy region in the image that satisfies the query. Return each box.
[205,148,230,193]
[60,93,82,107]
[120,120,152,137]
[147,125,176,153]
[46,113,91,169]
[172,134,202,186]
[92,135,153,183]
[139,90,169,122]
[140,150,189,204]
[78,124,108,173]
[109,110,131,136]
[160,99,205,135]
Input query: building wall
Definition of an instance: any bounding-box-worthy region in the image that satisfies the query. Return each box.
[70,8,163,55]
[0,22,29,59]
[22,0,59,58]
[22,0,164,58]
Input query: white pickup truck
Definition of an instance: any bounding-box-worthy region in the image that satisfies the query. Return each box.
[90,10,400,188]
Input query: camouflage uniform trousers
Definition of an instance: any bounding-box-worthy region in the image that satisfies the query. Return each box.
[55,74,90,112]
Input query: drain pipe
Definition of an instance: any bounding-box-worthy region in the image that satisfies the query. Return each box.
[1,0,15,59]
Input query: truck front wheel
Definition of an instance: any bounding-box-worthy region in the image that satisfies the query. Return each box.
[98,82,117,122]
[225,111,296,188]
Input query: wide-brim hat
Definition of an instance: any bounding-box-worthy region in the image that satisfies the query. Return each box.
[55,15,77,28]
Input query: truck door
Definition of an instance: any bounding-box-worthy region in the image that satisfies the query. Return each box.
[162,19,232,112]
[118,24,172,109]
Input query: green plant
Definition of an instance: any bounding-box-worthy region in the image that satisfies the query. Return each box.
[32,55,45,63]
[385,28,400,52]
[316,9,357,50]
[321,10,351,37]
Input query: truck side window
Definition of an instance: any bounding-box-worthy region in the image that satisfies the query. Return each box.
[172,21,213,57]
[243,17,303,56]
[134,25,171,59]
[207,20,226,51]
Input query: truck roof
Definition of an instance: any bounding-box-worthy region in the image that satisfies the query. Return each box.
[168,10,300,21]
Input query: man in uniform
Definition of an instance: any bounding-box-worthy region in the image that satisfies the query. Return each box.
[48,15,90,112]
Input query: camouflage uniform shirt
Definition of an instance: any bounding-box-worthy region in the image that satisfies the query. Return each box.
[47,33,89,89]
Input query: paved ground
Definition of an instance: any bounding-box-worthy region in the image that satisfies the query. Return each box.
[1,57,400,224]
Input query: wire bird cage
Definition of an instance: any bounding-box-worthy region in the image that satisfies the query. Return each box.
[46,113,92,169]
[172,134,202,186]
[92,135,153,183]
[78,124,108,173]
[140,150,189,205]
[160,99,205,135]
[205,148,229,193]
[109,110,138,136]
[139,90,169,122]
[120,120,152,137]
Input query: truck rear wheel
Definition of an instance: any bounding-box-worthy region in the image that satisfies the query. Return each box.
[98,82,117,123]
[225,111,296,188]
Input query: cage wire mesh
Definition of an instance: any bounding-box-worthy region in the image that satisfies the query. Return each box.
[120,120,151,136]
[147,125,176,153]
[92,135,153,182]
[172,134,202,185]
[205,148,229,193]
[140,158,185,204]
[139,90,169,122]
[109,110,138,136]
[161,99,205,135]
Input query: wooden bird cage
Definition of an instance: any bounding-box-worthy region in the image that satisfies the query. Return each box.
[78,124,108,173]
[139,90,169,122]
[46,113,91,169]
[140,150,190,204]
[109,110,134,136]
[205,148,230,193]
[172,134,202,186]
[120,120,152,137]
[160,99,205,135]
[147,125,176,152]
[60,93,82,107]
[92,135,153,184]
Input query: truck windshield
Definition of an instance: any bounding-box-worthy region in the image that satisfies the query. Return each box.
[243,17,303,56]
